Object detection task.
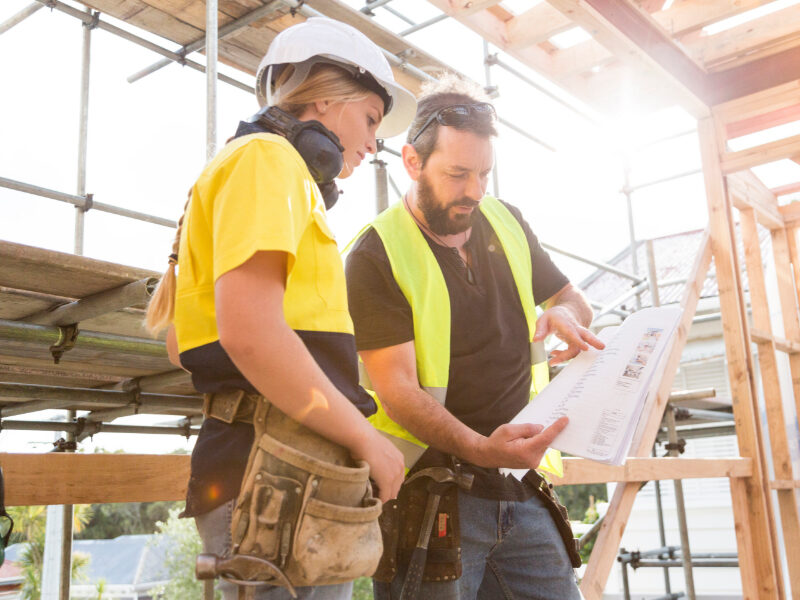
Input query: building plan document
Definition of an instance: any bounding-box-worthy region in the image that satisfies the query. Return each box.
[503,305,682,477]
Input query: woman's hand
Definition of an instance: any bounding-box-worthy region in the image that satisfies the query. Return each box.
[349,427,405,503]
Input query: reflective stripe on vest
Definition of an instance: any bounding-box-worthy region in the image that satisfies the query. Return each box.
[366,196,560,474]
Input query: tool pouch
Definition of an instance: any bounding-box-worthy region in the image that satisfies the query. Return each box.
[230,394,383,588]
[373,477,462,583]
[525,471,582,568]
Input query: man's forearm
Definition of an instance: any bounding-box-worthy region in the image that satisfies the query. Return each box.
[548,285,593,327]
[382,383,484,464]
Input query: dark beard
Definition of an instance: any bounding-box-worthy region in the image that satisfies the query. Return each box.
[417,173,478,235]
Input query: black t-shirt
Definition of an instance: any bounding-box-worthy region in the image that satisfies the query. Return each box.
[345,200,569,500]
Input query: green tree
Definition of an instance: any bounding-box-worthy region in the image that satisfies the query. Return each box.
[148,506,219,600]
[352,577,374,600]
[7,505,92,600]
[77,501,180,540]
[554,483,607,521]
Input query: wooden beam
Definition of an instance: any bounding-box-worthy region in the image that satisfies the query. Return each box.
[725,103,800,140]
[580,231,711,599]
[770,480,800,489]
[726,170,784,230]
[772,182,800,198]
[545,0,709,117]
[0,452,753,506]
[560,60,682,115]
[506,3,573,49]
[750,327,800,354]
[433,0,503,16]
[652,0,775,36]
[427,0,556,77]
[553,457,752,486]
[2,453,190,506]
[780,203,800,226]
[686,5,800,70]
[697,117,783,597]
[714,79,800,129]
[708,46,800,105]
[770,225,800,466]
[551,38,615,79]
[721,133,800,174]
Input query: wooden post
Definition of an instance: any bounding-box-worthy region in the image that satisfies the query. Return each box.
[740,209,800,595]
[697,117,783,598]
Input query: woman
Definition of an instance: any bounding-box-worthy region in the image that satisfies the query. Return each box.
[145,17,416,599]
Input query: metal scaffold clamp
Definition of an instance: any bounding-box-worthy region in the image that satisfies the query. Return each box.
[82,192,94,213]
[84,10,100,30]
[290,0,305,17]
[52,437,78,452]
[665,439,686,455]
[50,324,79,364]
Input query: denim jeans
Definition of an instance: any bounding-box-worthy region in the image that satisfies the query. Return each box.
[195,499,354,600]
[374,490,583,600]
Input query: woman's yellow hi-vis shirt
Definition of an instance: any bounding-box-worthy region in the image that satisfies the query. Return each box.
[173,132,373,414]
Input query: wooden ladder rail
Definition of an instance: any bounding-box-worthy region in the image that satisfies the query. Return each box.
[739,208,800,597]
[579,230,712,599]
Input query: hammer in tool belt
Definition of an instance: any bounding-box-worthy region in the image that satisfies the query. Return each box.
[398,466,474,600]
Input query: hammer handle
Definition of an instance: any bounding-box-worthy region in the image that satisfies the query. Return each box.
[399,492,442,600]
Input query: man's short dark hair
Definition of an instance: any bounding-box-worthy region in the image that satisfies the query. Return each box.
[407,74,498,166]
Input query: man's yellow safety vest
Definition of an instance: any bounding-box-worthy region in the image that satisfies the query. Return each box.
[362,196,562,476]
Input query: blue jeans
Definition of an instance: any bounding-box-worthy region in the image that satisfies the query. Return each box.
[374,491,582,600]
[195,499,353,600]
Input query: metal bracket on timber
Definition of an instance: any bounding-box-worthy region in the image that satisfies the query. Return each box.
[0,318,165,357]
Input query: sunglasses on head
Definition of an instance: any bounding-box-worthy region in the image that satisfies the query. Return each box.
[410,102,497,145]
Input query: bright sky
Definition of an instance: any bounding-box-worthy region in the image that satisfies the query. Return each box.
[0,0,773,454]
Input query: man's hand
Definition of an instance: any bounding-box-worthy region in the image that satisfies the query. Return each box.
[467,417,569,470]
[534,305,604,365]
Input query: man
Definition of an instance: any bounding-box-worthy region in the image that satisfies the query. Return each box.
[345,77,603,599]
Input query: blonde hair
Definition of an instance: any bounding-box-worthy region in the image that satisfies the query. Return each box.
[144,63,373,335]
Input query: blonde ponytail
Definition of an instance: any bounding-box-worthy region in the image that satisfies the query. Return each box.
[145,191,191,335]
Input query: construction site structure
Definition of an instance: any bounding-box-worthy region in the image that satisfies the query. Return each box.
[1,1,800,599]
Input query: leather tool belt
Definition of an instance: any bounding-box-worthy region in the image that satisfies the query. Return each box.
[204,389,383,589]
[373,456,463,584]
[524,470,582,568]
[373,461,582,583]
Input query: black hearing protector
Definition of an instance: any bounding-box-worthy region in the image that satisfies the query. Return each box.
[233,106,344,210]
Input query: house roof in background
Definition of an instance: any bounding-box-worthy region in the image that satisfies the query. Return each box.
[579,226,772,310]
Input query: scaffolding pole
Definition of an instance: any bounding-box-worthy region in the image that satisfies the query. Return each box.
[373,157,389,214]
[483,40,500,198]
[22,278,156,326]
[400,13,447,37]
[206,0,218,160]
[0,382,201,413]
[0,177,176,228]
[0,2,43,35]
[541,241,642,283]
[0,419,200,437]
[33,0,252,94]
[665,408,697,600]
[0,318,166,357]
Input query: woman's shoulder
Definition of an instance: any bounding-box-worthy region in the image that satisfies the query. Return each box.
[217,132,307,173]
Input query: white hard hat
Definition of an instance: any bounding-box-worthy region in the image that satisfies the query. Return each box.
[256,17,416,138]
